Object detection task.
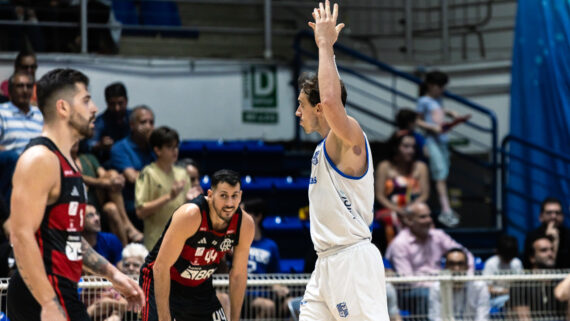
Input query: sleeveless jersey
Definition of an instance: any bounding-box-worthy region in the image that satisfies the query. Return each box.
[27,137,87,282]
[143,194,242,288]
[308,133,374,253]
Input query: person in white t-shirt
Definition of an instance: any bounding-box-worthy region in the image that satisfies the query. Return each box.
[483,235,522,309]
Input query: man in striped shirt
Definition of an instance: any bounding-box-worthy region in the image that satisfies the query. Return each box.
[0,71,43,205]
[0,71,43,153]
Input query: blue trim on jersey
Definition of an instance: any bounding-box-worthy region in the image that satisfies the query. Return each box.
[322,133,369,180]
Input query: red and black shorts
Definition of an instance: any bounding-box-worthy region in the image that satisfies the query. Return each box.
[7,271,90,321]
[140,266,227,321]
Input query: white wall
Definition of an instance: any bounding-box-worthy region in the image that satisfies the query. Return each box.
[0,55,511,149]
[0,55,297,142]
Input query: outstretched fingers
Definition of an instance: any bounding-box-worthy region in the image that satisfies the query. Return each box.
[332,2,339,21]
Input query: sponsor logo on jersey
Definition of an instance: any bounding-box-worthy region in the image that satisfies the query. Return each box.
[212,240,218,246]
[180,267,216,280]
[65,235,82,261]
[198,237,207,244]
[196,247,205,256]
[69,201,78,216]
[336,302,349,318]
[309,177,317,184]
[64,170,74,176]
[338,190,353,213]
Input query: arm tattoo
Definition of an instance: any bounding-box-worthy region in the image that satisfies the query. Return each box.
[81,238,110,275]
[53,297,66,316]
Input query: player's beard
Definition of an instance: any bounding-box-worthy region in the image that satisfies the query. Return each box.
[69,110,94,139]
[212,197,234,224]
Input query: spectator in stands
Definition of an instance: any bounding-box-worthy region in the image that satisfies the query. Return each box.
[119,243,148,276]
[483,235,523,304]
[71,142,143,245]
[396,108,426,162]
[0,71,43,204]
[135,126,189,250]
[241,198,290,319]
[509,235,567,318]
[374,130,429,249]
[1,50,38,105]
[89,82,131,162]
[85,243,148,321]
[110,104,155,231]
[82,204,123,266]
[524,197,570,268]
[385,202,474,317]
[177,158,204,200]
[429,248,490,321]
[416,71,470,228]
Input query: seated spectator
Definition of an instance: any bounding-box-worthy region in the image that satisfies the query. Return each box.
[396,108,426,162]
[374,130,429,248]
[177,158,204,200]
[384,261,403,321]
[82,204,123,266]
[241,198,290,319]
[483,234,522,308]
[86,243,148,321]
[1,50,38,104]
[72,141,142,245]
[135,126,190,250]
[0,71,43,204]
[524,197,570,268]
[110,105,155,231]
[119,243,149,276]
[429,248,490,321]
[88,82,131,163]
[385,202,473,316]
[509,235,567,319]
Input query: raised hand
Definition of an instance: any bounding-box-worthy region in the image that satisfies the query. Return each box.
[308,0,345,48]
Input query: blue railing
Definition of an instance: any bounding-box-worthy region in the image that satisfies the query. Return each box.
[500,135,570,233]
[292,30,499,222]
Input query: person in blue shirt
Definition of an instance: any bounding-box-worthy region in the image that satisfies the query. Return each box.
[88,82,131,163]
[242,198,290,319]
[110,105,155,230]
[416,71,469,228]
[82,204,123,266]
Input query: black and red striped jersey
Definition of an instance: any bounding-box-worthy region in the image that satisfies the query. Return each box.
[26,137,87,283]
[143,194,242,288]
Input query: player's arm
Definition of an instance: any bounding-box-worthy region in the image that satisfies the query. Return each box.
[81,238,145,310]
[153,204,201,321]
[10,147,66,320]
[309,1,361,146]
[228,211,255,321]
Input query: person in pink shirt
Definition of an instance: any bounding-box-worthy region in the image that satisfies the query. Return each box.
[385,202,474,318]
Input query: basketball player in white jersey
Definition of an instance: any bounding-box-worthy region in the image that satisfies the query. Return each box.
[295,1,389,320]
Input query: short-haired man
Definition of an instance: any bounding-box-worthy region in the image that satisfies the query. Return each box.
[7,68,144,321]
[89,82,131,161]
[140,169,254,321]
[82,204,123,266]
[110,105,155,229]
[429,248,490,321]
[524,197,570,268]
[509,236,567,319]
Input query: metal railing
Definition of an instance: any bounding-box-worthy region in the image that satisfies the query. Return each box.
[292,29,499,226]
[500,135,570,235]
[2,271,569,320]
[0,0,515,62]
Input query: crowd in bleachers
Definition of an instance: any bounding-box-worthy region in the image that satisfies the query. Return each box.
[1,50,570,320]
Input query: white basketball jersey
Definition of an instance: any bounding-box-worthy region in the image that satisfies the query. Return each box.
[308,133,374,253]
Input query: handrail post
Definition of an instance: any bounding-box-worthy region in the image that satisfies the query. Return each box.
[500,136,510,231]
[264,0,273,59]
[440,0,450,61]
[440,272,455,320]
[80,0,88,54]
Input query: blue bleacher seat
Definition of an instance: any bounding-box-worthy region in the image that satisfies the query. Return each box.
[280,258,305,273]
[140,1,181,26]
[112,0,139,25]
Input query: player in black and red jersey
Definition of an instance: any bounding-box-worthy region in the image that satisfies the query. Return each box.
[7,69,144,321]
[140,169,254,321]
